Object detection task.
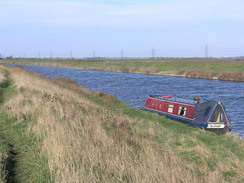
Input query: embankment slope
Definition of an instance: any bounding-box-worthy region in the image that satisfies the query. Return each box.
[0,65,243,182]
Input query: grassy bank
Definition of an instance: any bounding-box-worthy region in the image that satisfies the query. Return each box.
[1,58,244,82]
[0,65,243,182]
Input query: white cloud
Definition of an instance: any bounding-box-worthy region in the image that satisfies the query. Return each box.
[0,0,91,25]
[1,0,244,58]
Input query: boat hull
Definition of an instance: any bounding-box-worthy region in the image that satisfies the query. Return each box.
[142,107,207,128]
[141,95,232,134]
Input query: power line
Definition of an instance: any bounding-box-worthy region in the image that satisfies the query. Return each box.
[70,51,73,59]
[93,50,96,58]
[121,49,124,59]
[152,48,155,58]
[205,45,208,58]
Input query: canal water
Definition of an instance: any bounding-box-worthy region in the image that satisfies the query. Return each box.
[9,65,244,136]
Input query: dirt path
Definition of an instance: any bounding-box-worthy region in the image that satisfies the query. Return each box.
[0,70,18,183]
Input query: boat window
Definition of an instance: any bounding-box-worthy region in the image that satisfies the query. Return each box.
[178,106,186,116]
[168,104,174,113]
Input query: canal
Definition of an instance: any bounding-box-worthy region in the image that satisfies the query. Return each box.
[10,65,244,136]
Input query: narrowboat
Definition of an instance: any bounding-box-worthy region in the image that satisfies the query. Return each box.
[141,95,232,134]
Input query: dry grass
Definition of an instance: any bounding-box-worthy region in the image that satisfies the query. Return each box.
[139,67,160,74]
[1,66,243,182]
[184,70,217,79]
[0,69,5,83]
[219,72,244,82]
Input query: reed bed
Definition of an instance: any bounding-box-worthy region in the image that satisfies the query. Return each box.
[219,72,244,82]
[0,66,243,182]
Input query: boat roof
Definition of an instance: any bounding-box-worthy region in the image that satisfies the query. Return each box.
[149,95,202,105]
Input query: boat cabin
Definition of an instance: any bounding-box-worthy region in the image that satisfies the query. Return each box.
[141,95,232,133]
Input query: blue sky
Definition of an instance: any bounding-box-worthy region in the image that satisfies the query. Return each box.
[0,0,244,58]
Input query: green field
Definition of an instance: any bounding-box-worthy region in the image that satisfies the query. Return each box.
[0,65,243,182]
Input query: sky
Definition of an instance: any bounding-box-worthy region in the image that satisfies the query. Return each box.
[0,0,244,58]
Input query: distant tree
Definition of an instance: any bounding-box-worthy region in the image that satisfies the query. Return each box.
[6,56,14,59]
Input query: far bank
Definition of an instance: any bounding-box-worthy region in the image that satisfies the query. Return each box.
[1,58,244,82]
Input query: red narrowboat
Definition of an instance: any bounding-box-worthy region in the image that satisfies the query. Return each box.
[141,95,232,134]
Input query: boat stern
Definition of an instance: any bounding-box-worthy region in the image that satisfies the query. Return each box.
[193,100,232,134]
